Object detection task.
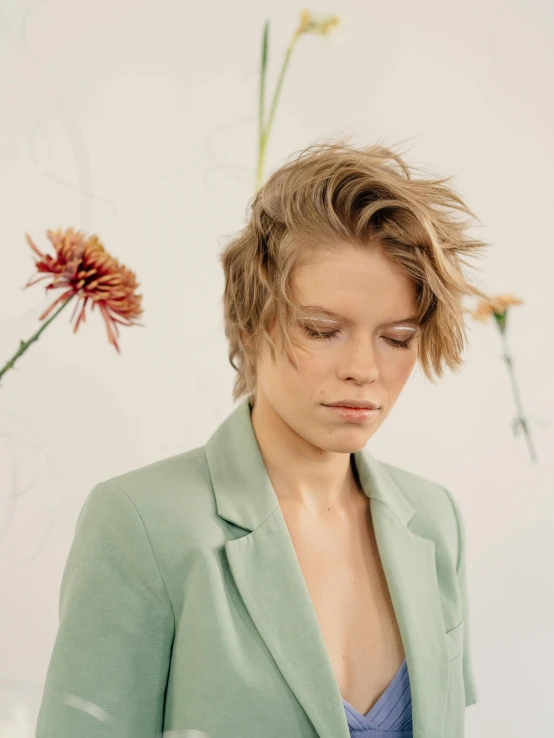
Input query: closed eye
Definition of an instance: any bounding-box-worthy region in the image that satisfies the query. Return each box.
[302,326,414,349]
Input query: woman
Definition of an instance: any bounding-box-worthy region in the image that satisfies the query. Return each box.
[36,141,487,738]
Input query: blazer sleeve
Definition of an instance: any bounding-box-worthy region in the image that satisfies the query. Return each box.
[35,481,175,738]
[442,485,478,707]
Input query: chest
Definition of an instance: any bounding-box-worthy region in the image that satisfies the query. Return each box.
[280,497,406,716]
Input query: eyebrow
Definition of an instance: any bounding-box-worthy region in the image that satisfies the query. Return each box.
[298,305,420,327]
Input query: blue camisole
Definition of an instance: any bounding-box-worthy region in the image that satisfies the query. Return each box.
[342,657,413,737]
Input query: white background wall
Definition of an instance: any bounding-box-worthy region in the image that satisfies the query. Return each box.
[0,0,553,735]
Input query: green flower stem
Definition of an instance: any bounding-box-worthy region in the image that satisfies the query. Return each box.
[256,21,269,193]
[498,327,537,463]
[255,30,301,193]
[0,294,76,384]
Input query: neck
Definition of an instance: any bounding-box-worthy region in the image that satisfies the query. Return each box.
[249,396,366,514]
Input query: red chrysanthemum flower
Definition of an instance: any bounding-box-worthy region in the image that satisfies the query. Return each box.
[24,227,143,353]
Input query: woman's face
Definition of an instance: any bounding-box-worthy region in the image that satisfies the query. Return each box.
[253,244,421,453]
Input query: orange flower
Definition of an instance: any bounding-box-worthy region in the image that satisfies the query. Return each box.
[24,228,143,353]
[469,293,523,323]
[296,9,340,36]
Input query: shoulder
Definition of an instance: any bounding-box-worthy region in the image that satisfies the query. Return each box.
[84,445,216,536]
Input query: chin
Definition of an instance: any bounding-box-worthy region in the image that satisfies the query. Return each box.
[321,435,372,454]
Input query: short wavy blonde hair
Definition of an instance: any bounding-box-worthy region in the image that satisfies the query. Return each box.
[219,137,492,403]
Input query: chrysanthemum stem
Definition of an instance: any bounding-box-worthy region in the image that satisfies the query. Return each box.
[498,329,537,463]
[0,294,76,384]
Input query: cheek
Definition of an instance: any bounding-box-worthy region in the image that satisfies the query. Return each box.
[288,343,336,378]
[382,351,418,385]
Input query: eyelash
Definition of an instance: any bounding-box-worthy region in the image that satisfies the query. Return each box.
[302,327,414,349]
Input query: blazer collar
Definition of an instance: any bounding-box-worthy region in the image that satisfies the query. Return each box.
[204,397,450,738]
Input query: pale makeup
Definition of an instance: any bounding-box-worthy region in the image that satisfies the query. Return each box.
[295,313,420,348]
[298,316,418,334]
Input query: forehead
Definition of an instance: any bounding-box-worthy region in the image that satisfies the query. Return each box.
[292,248,419,320]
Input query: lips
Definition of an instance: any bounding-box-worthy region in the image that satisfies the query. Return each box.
[324,404,378,423]
[325,400,379,410]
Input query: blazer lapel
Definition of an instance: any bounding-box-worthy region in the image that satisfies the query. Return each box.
[204,398,450,738]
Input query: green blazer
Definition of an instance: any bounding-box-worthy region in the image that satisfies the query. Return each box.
[36,397,478,738]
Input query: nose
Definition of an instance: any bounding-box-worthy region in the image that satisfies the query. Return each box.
[339,337,380,385]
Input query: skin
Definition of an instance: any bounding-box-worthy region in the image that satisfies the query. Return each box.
[251,243,420,510]
[250,243,422,715]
